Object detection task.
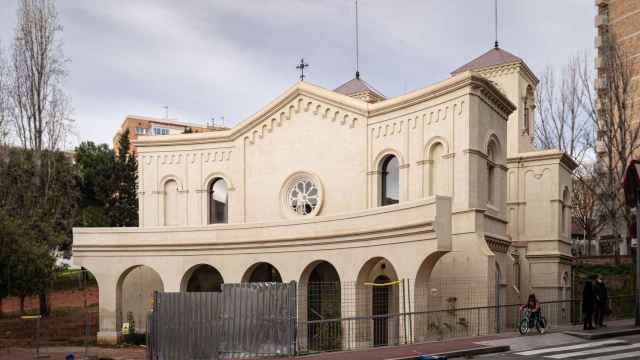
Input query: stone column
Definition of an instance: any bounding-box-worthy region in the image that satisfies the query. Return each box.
[96,274,118,345]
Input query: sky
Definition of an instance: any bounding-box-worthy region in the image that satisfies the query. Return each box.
[0,0,597,147]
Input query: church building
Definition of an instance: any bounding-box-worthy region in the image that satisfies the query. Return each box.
[73,45,576,347]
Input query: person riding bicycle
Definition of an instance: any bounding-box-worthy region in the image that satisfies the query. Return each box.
[520,293,542,327]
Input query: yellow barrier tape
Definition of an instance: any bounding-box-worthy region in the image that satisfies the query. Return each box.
[363,280,401,287]
[20,315,42,319]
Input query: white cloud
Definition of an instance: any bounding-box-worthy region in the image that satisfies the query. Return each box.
[0,0,596,146]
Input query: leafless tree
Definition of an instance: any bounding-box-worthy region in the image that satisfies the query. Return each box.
[8,0,72,152]
[579,35,639,260]
[572,165,606,256]
[535,54,593,165]
[0,44,9,145]
[534,53,605,254]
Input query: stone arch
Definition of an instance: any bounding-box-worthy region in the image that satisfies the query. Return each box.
[413,251,447,342]
[116,265,164,334]
[180,264,224,292]
[298,260,341,351]
[203,172,234,191]
[485,134,503,164]
[355,257,400,347]
[375,152,401,206]
[373,148,406,169]
[486,136,502,206]
[159,175,183,226]
[242,262,283,283]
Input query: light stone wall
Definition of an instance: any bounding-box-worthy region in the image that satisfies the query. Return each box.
[73,68,575,346]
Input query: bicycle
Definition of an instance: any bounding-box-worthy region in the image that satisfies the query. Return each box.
[519,308,547,335]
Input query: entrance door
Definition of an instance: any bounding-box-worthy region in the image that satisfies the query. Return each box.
[372,275,390,346]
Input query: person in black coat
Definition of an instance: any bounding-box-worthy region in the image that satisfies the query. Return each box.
[582,276,595,330]
[594,274,609,328]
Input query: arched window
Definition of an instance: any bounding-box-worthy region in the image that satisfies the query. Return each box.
[164,179,178,225]
[523,86,534,134]
[487,143,496,205]
[208,178,228,224]
[513,260,521,292]
[380,155,399,206]
[428,143,445,196]
[562,188,570,234]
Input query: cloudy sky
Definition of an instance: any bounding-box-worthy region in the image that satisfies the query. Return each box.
[0,0,596,147]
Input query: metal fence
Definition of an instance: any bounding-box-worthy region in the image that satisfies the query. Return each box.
[147,282,297,360]
[297,295,636,353]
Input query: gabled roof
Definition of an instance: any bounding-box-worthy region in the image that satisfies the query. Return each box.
[334,74,385,103]
[451,47,522,75]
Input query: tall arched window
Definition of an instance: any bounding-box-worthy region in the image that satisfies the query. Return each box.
[562,188,570,234]
[164,179,178,225]
[523,86,534,134]
[208,178,228,224]
[487,143,496,205]
[380,155,399,206]
[428,143,445,196]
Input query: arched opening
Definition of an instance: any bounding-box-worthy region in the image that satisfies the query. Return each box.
[523,85,534,134]
[208,178,228,224]
[495,263,506,332]
[413,251,446,342]
[181,264,224,292]
[562,188,570,234]
[428,142,445,196]
[164,179,179,225]
[355,257,399,347]
[487,142,497,205]
[242,262,283,283]
[300,261,341,351]
[379,155,399,206]
[117,265,164,334]
[372,275,391,346]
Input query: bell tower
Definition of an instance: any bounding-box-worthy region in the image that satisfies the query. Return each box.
[451,46,538,157]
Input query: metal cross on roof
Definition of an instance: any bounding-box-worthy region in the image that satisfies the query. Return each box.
[296,58,309,81]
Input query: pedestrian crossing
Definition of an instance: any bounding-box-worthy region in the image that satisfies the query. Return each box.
[514,340,640,359]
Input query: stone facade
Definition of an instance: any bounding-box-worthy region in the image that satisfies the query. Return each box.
[72,48,576,345]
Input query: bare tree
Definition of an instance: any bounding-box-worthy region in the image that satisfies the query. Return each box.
[535,54,594,165]
[580,35,639,260]
[0,44,9,145]
[8,0,72,152]
[572,165,606,256]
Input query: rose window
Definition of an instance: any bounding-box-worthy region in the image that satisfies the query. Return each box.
[287,178,319,215]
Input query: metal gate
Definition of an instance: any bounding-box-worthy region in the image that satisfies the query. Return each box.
[148,281,297,360]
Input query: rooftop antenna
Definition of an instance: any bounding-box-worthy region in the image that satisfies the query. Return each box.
[221,116,225,128]
[494,0,499,48]
[355,0,360,79]
[210,117,215,128]
[163,105,169,119]
[296,58,309,81]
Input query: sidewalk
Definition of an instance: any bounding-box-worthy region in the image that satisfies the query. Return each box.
[0,319,636,360]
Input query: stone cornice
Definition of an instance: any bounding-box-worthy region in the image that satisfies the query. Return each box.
[72,197,453,255]
[485,234,511,253]
[135,73,515,148]
[474,61,540,86]
[507,150,578,171]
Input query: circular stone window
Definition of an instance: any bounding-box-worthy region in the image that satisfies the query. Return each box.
[281,173,323,217]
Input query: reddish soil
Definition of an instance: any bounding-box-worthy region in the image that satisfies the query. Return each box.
[1,287,98,315]
[0,287,99,348]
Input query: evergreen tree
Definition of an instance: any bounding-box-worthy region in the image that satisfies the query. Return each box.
[75,142,115,227]
[109,129,138,227]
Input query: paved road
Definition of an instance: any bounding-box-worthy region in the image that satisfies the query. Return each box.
[468,334,640,360]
